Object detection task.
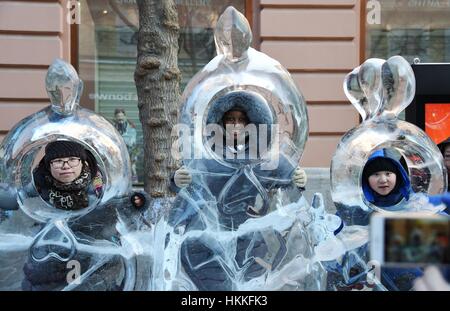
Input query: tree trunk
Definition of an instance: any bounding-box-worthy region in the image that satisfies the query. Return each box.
[134,0,180,199]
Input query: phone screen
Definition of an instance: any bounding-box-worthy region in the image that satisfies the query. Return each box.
[384,218,450,265]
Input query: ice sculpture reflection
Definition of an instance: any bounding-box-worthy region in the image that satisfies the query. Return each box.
[159,6,364,291]
[0,59,151,290]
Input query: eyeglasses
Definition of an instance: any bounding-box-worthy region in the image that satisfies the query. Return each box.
[50,157,81,169]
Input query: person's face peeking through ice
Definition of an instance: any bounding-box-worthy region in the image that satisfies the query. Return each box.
[50,157,83,184]
[361,149,412,209]
[444,145,450,172]
[368,170,397,196]
[35,140,100,211]
[222,109,249,144]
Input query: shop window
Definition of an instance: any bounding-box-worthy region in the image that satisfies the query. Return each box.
[366,1,450,63]
[366,1,450,119]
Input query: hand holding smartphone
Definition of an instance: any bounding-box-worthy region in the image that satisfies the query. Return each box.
[370,213,450,267]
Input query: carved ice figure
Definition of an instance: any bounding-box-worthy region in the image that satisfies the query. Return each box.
[160,7,349,291]
[331,55,446,215]
[329,56,447,291]
[0,59,150,291]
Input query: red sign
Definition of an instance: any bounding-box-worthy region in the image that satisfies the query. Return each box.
[425,103,450,145]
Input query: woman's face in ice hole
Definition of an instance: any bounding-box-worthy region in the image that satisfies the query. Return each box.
[222,110,249,141]
[368,171,397,196]
[49,157,83,184]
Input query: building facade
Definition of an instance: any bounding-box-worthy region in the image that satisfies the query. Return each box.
[1,0,450,174]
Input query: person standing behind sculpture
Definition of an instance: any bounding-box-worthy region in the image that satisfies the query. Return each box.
[112,108,138,183]
[438,137,450,192]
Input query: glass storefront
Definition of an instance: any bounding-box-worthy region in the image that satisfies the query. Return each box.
[366,0,450,63]
[366,0,450,120]
[78,0,247,184]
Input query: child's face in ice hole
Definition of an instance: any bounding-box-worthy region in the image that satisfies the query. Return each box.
[368,171,397,196]
[50,157,83,184]
[222,110,249,142]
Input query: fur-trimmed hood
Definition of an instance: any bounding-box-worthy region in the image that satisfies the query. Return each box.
[206,91,273,127]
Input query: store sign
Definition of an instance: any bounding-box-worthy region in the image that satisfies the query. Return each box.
[367,1,381,25]
[89,93,138,101]
[67,0,81,25]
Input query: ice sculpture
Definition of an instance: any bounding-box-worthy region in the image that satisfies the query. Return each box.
[159,6,348,291]
[174,6,308,227]
[0,59,151,291]
[331,56,447,213]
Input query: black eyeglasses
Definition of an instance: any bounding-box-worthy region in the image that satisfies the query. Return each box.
[50,157,81,169]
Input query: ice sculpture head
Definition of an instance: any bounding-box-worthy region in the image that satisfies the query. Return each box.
[0,61,139,290]
[0,101,132,223]
[45,59,82,115]
[178,6,308,171]
[344,56,415,120]
[214,6,252,62]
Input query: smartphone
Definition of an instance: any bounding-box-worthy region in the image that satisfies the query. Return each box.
[370,213,450,267]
